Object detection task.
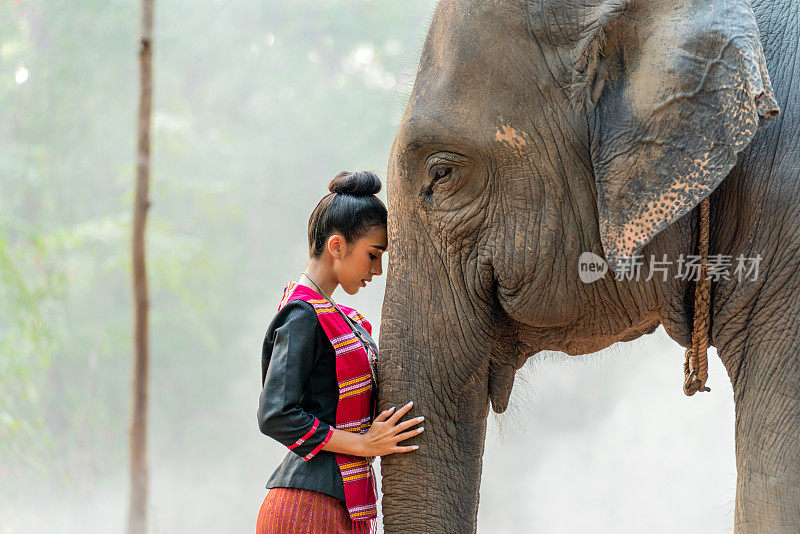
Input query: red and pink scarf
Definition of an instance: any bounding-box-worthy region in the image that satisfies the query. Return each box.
[278,282,378,533]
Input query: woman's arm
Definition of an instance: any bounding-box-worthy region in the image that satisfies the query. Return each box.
[259,302,425,460]
[322,401,424,457]
[258,303,334,461]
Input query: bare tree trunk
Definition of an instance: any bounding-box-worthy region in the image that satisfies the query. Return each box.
[128,1,154,533]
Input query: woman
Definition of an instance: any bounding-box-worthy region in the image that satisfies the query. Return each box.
[257,171,424,534]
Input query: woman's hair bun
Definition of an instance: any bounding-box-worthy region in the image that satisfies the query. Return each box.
[328,171,382,196]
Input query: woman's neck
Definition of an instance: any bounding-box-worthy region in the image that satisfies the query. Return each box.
[300,260,339,299]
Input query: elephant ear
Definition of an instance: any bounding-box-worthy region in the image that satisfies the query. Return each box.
[575,0,779,275]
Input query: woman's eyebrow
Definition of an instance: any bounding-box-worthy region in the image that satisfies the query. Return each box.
[371,244,387,251]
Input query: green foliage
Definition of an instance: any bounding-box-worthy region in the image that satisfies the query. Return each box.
[0,214,58,460]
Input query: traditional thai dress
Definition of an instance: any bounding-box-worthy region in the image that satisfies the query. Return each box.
[257,282,378,534]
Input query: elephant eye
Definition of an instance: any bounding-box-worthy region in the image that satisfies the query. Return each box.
[420,152,468,198]
[428,164,453,183]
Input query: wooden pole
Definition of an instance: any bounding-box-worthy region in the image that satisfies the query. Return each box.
[128,0,153,532]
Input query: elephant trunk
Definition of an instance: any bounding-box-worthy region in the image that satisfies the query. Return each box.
[378,261,491,533]
[378,327,489,533]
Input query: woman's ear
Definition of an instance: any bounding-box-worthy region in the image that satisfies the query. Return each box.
[575,0,779,275]
[327,234,343,260]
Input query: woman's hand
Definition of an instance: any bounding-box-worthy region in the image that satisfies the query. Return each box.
[361,401,424,457]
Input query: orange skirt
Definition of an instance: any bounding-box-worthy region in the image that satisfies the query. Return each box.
[257,488,353,534]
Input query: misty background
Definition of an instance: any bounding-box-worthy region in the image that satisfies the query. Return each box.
[1,1,736,532]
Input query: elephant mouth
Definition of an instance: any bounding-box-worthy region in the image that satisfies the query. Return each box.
[619,312,661,341]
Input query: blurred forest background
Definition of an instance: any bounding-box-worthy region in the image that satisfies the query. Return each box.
[1,1,737,533]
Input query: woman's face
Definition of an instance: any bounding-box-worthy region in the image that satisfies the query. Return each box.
[334,225,388,295]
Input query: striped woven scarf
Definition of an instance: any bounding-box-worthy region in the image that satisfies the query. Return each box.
[279,281,378,533]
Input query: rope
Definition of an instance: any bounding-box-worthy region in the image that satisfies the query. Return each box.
[683,196,712,396]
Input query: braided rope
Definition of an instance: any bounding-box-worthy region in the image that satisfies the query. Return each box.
[683,197,712,395]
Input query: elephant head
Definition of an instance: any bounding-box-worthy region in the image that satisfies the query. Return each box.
[379,0,778,531]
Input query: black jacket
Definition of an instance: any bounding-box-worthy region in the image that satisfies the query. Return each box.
[258,299,377,502]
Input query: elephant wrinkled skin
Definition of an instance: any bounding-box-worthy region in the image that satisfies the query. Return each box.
[379,0,799,532]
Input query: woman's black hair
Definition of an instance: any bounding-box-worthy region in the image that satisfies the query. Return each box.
[308,171,388,258]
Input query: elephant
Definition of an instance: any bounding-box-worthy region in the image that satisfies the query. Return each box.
[378,0,799,532]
